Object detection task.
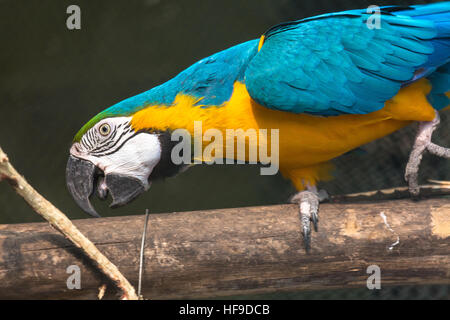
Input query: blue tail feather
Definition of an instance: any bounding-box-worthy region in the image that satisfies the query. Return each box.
[399,2,450,69]
[396,2,450,110]
[428,62,450,110]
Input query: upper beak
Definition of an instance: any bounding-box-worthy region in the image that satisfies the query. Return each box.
[66,155,146,217]
[66,155,100,217]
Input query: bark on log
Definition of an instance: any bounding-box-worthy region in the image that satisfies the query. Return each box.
[0,199,449,299]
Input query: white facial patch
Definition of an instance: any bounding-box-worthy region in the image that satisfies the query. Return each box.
[100,133,161,189]
[70,117,162,189]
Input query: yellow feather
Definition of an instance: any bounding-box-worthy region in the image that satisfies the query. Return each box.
[131,79,439,190]
[257,35,265,52]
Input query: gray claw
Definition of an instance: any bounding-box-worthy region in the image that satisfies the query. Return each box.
[405,111,448,198]
[291,190,320,251]
[302,225,311,252]
[312,211,319,232]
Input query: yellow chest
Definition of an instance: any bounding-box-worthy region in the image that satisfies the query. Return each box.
[131,79,436,169]
[130,79,446,190]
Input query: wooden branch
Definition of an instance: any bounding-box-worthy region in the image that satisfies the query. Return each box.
[330,183,450,203]
[1,198,449,299]
[0,146,138,300]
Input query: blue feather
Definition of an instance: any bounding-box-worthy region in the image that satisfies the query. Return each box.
[428,62,450,110]
[245,2,450,115]
[99,2,450,120]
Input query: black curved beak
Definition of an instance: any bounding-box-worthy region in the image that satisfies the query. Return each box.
[66,155,100,217]
[66,155,146,217]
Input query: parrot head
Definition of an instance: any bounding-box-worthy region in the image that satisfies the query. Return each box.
[66,115,183,217]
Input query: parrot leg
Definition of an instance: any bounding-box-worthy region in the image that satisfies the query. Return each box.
[290,185,328,252]
[405,111,450,196]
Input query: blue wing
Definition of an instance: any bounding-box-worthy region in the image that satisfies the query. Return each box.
[245,3,450,116]
[428,62,450,110]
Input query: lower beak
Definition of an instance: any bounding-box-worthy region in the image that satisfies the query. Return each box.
[66,156,146,217]
[105,174,146,208]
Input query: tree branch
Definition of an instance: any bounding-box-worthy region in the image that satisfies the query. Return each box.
[0,146,138,300]
[1,198,449,299]
[329,182,450,203]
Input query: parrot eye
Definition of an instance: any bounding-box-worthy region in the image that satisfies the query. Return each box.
[99,123,111,136]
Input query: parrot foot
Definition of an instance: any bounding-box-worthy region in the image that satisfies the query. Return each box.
[290,187,328,252]
[405,111,450,197]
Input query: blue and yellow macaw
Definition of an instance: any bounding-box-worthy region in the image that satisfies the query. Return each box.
[66,2,450,250]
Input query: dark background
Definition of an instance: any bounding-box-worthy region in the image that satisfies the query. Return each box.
[0,0,448,299]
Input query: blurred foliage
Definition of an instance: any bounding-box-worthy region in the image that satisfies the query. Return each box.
[0,0,448,299]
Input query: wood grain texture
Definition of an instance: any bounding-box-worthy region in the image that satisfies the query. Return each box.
[0,146,138,299]
[1,199,449,299]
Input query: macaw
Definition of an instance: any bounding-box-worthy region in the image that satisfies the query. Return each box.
[66,2,450,250]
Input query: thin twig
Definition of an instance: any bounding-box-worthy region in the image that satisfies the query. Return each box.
[0,146,138,300]
[138,209,150,299]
